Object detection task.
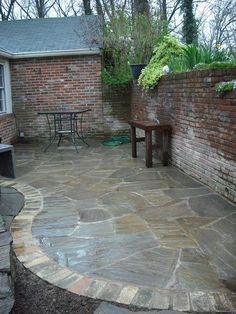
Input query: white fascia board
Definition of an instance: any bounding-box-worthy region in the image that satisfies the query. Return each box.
[0,59,13,113]
[4,61,13,113]
[0,49,13,58]
[11,48,102,59]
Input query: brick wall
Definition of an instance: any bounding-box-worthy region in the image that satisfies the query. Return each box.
[10,55,103,139]
[0,113,17,144]
[131,68,236,202]
[102,83,131,136]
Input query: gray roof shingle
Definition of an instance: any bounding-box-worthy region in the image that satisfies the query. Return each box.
[0,15,103,57]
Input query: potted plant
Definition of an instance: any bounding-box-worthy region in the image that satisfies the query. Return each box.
[130,63,147,79]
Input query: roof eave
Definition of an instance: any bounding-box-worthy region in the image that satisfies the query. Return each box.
[11,48,102,59]
[0,48,13,58]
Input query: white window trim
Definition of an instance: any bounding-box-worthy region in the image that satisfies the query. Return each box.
[0,59,12,114]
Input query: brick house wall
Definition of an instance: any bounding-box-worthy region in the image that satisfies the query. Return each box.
[10,55,104,139]
[0,113,17,144]
[131,68,236,202]
[102,83,131,136]
[1,56,132,144]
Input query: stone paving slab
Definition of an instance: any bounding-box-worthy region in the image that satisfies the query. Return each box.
[0,244,10,271]
[0,216,5,233]
[0,231,12,247]
[2,142,236,312]
[0,273,11,296]
[0,186,25,313]
[0,297,14,314]
[0,187,24,216]
[94,302,184,314]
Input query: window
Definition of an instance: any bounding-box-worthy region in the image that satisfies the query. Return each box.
[0,60,12,113]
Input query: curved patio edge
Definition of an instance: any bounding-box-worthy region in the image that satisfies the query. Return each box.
[2,179,234,313]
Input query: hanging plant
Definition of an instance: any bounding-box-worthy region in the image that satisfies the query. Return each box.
[215,80,236,96]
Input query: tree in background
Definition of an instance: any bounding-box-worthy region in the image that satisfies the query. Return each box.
[0,0,16,20]
[181,0,198,44]
[133,0,149,16]
[34,0,55,17]
[102,9,165,84]
[198,0,236,57]
[12,0,57,18]
[0,0,235,84]
[82,0,92,15]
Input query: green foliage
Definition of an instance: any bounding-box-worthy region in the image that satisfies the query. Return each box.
[101,68,131,85]
[211,46,231,62]
[194,61,236,70]
[183,45,212,68]
[102,12,167,85]
[215,80,236,95]
[168,44,233,73]
[138,35,184,90]
[181,0,198,45]
[102,12,132,85]
[130,14,166,64]
[167,57,188,73]
[137,38,236,90]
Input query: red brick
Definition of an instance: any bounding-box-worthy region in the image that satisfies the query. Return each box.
[131,68,236,203]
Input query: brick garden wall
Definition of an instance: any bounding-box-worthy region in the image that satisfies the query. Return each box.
[10,55,104,139]
[0,113,17,144]
[131,68,236,202]
[102,83,131,136]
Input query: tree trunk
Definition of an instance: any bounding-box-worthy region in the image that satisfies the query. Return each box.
[133,0,149,16]
[95,0,104,20]
[0,0,16,20]
[182,0,198,44]
[83,0,92,15]
[161,0,167,21]
[35,0,46,18]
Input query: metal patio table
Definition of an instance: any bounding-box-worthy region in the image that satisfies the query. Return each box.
[38,109,92,153]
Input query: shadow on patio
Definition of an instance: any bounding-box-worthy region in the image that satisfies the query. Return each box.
[1,140,236,313]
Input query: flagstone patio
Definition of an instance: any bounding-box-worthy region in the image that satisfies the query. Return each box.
[1,140,236,313]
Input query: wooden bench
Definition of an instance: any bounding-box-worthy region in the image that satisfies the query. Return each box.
[0,144,16,178]
[128,120,171,168]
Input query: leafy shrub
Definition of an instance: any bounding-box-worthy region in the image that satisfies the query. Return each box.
[169,45,232,73]
[101,68,131,85]
[168,57,189,73]
[102,12,164,85]
[130,14,163,64]
[194,61,236,70]
[215,80,236,96]
[102,13,132,85]
[138,35,184,90]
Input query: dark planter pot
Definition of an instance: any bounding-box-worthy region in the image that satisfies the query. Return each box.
[130,64,146,79]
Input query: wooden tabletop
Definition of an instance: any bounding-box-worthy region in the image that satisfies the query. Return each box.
[37,109,92,115]
[128,120,171,131]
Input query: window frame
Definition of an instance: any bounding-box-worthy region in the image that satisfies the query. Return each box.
[0,59,12,114]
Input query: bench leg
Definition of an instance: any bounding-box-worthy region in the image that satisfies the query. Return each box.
[131,126,137,158]
[145,130,152,168]
[162,129,169,166]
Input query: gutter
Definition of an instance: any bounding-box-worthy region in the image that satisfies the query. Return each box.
[0,48,102,59]
[0,48,13,58]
